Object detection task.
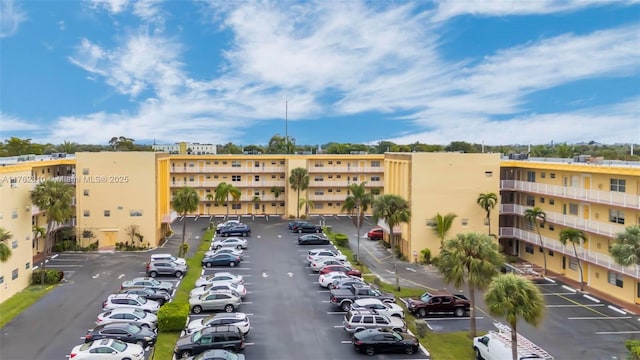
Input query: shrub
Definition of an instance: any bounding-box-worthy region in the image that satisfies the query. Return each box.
[395,246,407,261]
[31,269,63,285]
[157,302,189,332]
[333,233,349,247]
[415,320,429,338]
[505,255,519,264]
[420,248,432,264]
[430,256,440,267]
[180,243,189,257]
[626,340,640,360]
[323,225,333,235]
[288,215,296,219]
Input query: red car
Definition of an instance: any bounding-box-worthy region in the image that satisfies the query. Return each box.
[367,228,384,240]
[319,265,362,277]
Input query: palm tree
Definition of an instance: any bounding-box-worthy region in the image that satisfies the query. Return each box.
[252,196,260,214]
[484,274,545,360]
[476,193,498,237]
[372,194,411,290]
[524,207,548,276]
[610,225,640,271]
[429,212,457,246]
[214,182,241,219]
[172,187,199,257]
[205,193,214,215]
[298,198,314,218]
[437,232,504,338]
[32,225,46,252]
[271,186,283,215]
[341,182,374,263]
[559,228,587,291]
[289,167,309,218]
[31,179,74,284]
[0,227,13,263]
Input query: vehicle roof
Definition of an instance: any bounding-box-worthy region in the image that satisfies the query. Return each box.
[94,322,136,330]
[211,312,247,320]
[213,272,237,277]
[86,339,121,348]
[107,294,143,300]
[199,325,240,334]
[105,307,145,314]
[151,253,175,257]
[354,298,384,305]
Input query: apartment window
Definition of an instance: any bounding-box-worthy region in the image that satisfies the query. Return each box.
[336,175,341,179]
[82,168,89,175]
[271,203,276,207]
[550,173,556,179]
[254,175,259,181]
[130,210,143,217]
[12,269,18,280]
[328,161,333,165]
[548,224,555,231]
[12,240,18,249]
[314,162,324,167]
[254,203,260,210]
[549,199,555,205]
[271,175,276,179]
[608,271,624,288]
[371,161,381,167]
[336,161,342,165]
[540,172,546,178]
[231,203,241,210]
[222,161,228,165]
[314,191,324,195]
[83,189,90,196]
[540,197,545,204]
[525,219,534,231]
[280,202,285,206]
[104,210,111,217]
[189,177,194,182]
[568,203,579,215]
[328,203,333,207]
[315,203,324,209]
[232,161,241,168]
[205,176,211,180]
[214,161,219,165]
[279,160,285,165]
[371,189,380,195]
[352,176,357,181]
[526,171,536,182]
[336,189,341,193]
[609,209,624,224]
[214,175,219,179]
[314,176,324,181]
[610,179,626,192]
[188,162,195,167]
[568,257,578,271]
[526,196,535,206]
[371,176,380,182]
[83,210,90,217]
[271,161,276,165]
[0,276,3,284]
[231,175,241,182]
[525,244,534,254]
[11,209,18,219]
[280,174,285,179]
[461,219,469,226]
[255,161,260,168]
[539,247,544,253]
[205,189,211,193]
[25,262,30,269]
[548,250,554,256]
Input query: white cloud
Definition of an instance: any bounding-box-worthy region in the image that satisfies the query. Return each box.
[58,20,65,31]
[0,113,40,132]
[0,0,26,38]
[85,0,129,14]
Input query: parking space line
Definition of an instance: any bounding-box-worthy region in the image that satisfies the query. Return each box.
[340,340,351,344]
[583,294,600,303]
[568,316,632,320]
[541,292,577,296]
[561,285,578,293]
[333,325,343,328]
[596,330,640,335]
[426,317,484,320]
[546,304,605,308]
[327,311,346,315]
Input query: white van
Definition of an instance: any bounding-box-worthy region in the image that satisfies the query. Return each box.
[473,323,553,360]
[150,253,186,265]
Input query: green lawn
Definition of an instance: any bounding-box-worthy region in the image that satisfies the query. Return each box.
[150,331,180,360]
[0,285,55,329]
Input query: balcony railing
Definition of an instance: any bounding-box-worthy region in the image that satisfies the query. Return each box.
[200,195,283,202]
[501,180,639,209]
[51,218,76,231]
[162,211,178,223]
[501,204,626,237]
[171,166,285,173]
[308,194,349,201]
[171,181,286,188]
[308,166,383,173]
[499,227,639,280]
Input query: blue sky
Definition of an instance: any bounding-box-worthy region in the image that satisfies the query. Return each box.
[1,0,638,146]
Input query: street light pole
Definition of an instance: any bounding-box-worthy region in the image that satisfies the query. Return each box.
[356,204,360,267]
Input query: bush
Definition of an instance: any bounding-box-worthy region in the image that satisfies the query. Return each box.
[323,225,333,235]
[420,248,432,264]
[180,243,189,257]
[31,269,63,285]
[415,320,429,338]
[430,256,440,267]
[395,246,407,261]
[333,233,349,247]
[157,302,189,332]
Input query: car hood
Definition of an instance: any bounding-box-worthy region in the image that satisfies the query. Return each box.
[185,354,245,360]
[175,334,195,349]
[187,318,204,330]
[406,298,426,306]
[387,303,404,311]
[389,316,406,328]
[139,327,156,338]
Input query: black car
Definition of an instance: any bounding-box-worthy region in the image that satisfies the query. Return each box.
[174,326,245,358]
[288,220,311,230]
[219,224,251,237]
[118,287,171,305]
[293,223,323,233]
[352,328,419,356]
[185,349,245,360]
[85,322,157,347]
[298,234,330,245]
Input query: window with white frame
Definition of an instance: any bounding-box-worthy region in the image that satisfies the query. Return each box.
[568,257,578,270]
[610,179,626,192]
[525,244,534,254]
[609,209,624,224]
[608,271,623,288]
[526,196,535,206]
[371,176,380,181]
[231,175,241,182]
[526,171,536,182]
[232,161,241,168]
[12,269,18,280]
[314,190,324,195]
[371,161,381,167]
[130,210,143,217]
[569,203,578,215]
[231,203,241,210]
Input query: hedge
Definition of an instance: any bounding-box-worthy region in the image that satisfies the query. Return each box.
[31,269,64,285]
[157,302,189,332]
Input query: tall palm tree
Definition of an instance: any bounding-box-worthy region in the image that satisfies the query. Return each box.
[172,187,199,257]
[437,232,504,338]
[31,179,74,284]
[372,194,411,290]
[559,228,587,291]
[32,225,46,252]
[289,167,309,218]
[214,182,241,219]
[484,274,545,360]
[298,198,314,218]
[524,207,548,276]
[271,186,283,215]
[610,225,640,270]
[429,212,457,246]
[0,227,13,263]
[476,193,498,237]
[341,182,374,263]
[205,193,214,215]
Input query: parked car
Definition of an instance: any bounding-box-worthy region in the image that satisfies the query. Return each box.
[146,260,188,277]
[293,223,323,233]
[205,248,244,259]
[216,220,242,232]
[121,277,174,293]
[117,287,171,305]
[404,291,470,318]
[367,228,384,240]
[311,257,350,272]
[96,308,158,329]
[196,273,244,287]
[298,234,330,245]
[212,237,248,250]
[174,326,246,358]
[328,277,367,290]
[184,349,246,360]
[84,322,157,347]
[190,282,247,299]
[219,224,251,237]
[69,339,144,360]
[186,312,251,335]
[150,253,186,265]
[352,328,419,356]
[318,272,359,288]
[330,283,396,311]
[202,253,242,268]
[319,264,362,277]
[190,290,242,314]
[102,294,160,313]
[351,298,405,318]
[307,249,347,263]
[288,220,311,230]
[343,309,406,334]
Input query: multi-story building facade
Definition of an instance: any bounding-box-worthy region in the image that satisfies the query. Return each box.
[152,142,217,155]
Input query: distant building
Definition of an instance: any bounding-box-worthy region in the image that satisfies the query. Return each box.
[152,142,217,155]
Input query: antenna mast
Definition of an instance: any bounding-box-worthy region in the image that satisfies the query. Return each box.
[285,99,289,154]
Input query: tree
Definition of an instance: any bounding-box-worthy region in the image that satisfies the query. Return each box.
[298,198,314,218]
[372,194,411,290]
[214,182,241,219]
[476,193,498,237]
[31,179,74,284]
[559,228,587,291]
[484,274,545,360]
[205,193,214,215]
[267,134,288,154]
[0,227,13,263]
[429,213,457,246]
[172,187,199,257]
[58,140,77,154]
[437,232,504,338]
[124,224,141,245]
[108,136,135,151]
[341,182,374,263]
[289,168,309,218]
[32,225,46,251]
[217,142,242,154]
[252,196,260,213]
[610,225,640,269]
[524,207,548,276]
[271,187,283,215]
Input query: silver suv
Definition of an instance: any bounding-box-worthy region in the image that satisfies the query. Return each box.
[343,309,406,334]
[103,294,160,313]
[146,260,188,277]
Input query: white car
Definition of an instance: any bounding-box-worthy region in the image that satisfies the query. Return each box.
[70,339,144,360]
[216,219,241,230]
[186,312,251,335]
[96,308,158,329]
[307,249,347,263]
[102,294,160,313]
[212,237,248,250]
[195,272,244,287]
[190,281,247,298]
[205,248,244,258]
[318,272,355,288]
[351,298,405,318]
[150,253,186,265]
[310,257,351,272]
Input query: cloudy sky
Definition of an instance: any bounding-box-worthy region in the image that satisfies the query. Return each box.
[1,0,638,146]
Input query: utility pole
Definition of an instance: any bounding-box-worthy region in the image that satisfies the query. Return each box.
[285,100,289,154]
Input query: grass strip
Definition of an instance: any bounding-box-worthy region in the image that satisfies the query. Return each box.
[0,285,55,329]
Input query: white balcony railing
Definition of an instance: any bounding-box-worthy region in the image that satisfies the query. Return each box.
[501,180,639,209]
[171,166,285,173]
[307,195,350,201]
[162,211,178,223]
[501,204,626,238]
[199,195,284,202]
[308,166,383,173]
[500,227,639,280]
[171,181,286,188]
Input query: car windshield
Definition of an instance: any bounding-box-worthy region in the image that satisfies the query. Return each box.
[148,279,160,286]
[137,296,147,304]
[126,324,141,334]
[133,309,146,318]
[392,332,403,341]
[419,293,432,302]
[111,340,127,352]
[79,343,92,351]
[192,331,202,343]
